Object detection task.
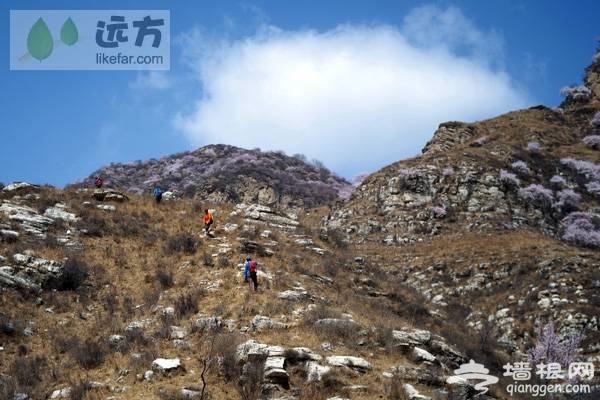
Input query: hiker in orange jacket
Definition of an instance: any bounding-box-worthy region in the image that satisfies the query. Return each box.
[203,209,214,235]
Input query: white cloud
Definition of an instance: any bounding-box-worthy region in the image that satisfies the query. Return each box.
[175,6,531,177]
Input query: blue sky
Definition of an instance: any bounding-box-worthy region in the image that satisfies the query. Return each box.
[1,0,599,187]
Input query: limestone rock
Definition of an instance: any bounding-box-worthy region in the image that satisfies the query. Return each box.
[251,315,287,332]
[152,358,181,372]
[326,356,372,373]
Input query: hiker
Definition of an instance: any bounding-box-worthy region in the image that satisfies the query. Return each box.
[243,256,258,292]
[203,209,214,235]
[94,176,103,188]
[153,185,163,204]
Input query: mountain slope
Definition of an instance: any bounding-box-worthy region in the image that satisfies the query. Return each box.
[73,144,351,210]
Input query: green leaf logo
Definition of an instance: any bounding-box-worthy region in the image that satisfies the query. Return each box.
[27,17,54,61]
[60,17,78,46]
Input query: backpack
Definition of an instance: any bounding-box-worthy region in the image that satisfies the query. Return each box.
[249,260,257,273]
[154,187,162,197]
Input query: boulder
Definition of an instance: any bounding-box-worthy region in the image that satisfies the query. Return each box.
[152,358,181,372]
[306,361,330,382]
[194,315,222,332]
[314,318,359,331]
[403,383,432,400]
[43,205,79,223]
[251,315,287,332]
[3,182,39,192]
[392,329,432,346]
[412,347,436,363]
[326,356,372,373]
[0,202,53,237]
[264,356,289,388]
[93,189,128,202]
[0,229,19,242]
[278,289,309,301]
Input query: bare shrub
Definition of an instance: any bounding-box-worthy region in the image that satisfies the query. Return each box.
[175,290,203,319]
[48,257,89,291]
[155,267,174,289]
[11,355,46,390]
[214,333,241,380]
[203,252,214,267]
[165,233,198,254]
[0,313,16,335]
[144,286,162,306]
[70,339,108,369]
[0,376,17,400]
[236,360,265,400]
[76,214,106,237]
[388,374,408,400]
[218,254,230,268]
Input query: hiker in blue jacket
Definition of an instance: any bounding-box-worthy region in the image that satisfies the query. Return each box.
[153,185,163,204]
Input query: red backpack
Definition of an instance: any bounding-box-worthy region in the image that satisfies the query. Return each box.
[249,260,257,273]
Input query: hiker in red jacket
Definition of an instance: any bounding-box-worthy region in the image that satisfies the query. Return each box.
[94,176,103,188]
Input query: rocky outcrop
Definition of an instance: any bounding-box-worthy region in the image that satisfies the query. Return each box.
[0,201,54,237]
[0,254,65,293]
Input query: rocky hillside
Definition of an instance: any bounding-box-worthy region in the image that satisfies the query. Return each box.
[1,53,600,400]
[72,144,352,211]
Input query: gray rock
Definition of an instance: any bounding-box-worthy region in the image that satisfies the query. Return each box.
[96,204,116,212]
[152,358,181,372]
[108,334,126,347]
[194,315,222,332]
[43,205,79,223]
[314,318,359,331]
[412,347,436,363]
[326,356,372,373]
[180,388,203,398]
[93,189,128,202]
[264,356,289,387]
[169,326,187,340]
[0,229,19,242]
[223,223,239,232]
[306,361,330,382]
[251,315,287,332]
[3,182,38,192]
[392,329,432,346]
[0,202,54,237]
[403,383,432,400]
[278,289,309,301]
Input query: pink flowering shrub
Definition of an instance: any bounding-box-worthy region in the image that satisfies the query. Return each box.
[582,135,600,149]
[511,160,532,175]
[560,85,591,101]
[549,175,566,188]
[591,111,600,127]
[442,166,454,177]
[431,206,447,219]
[560,158,600,181]
[518,184,554,209]
[585,181,600,197]
[555,189,581,212]
[499,169,520,188]
[526,141,542,153]
[529,321,583,367]
[562,212,600,248]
